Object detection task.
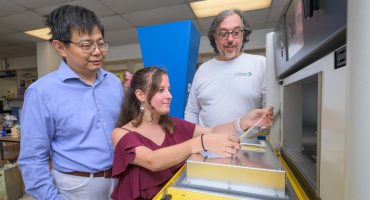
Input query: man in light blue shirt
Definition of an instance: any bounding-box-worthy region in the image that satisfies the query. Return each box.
[18,5,123,200]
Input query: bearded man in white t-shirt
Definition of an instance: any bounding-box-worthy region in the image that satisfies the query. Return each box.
[185,9,266,132]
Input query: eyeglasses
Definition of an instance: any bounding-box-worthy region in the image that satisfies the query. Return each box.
[64,40,109,54]
[216,29,244,40]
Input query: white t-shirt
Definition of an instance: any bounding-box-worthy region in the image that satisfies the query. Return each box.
[185,53,266,128]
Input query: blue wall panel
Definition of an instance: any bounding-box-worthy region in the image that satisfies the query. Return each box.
[137,20,200,118]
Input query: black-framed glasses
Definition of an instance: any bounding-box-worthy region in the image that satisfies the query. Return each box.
[216,29,244,40]
[64,40,109,54]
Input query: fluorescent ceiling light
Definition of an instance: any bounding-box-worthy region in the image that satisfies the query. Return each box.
[24,27,51,40]
[190,0,272,18]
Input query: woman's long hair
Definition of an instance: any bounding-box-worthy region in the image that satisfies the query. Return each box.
[116,67,174,134]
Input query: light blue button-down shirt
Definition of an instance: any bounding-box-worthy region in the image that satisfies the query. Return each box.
[18,61,123,200]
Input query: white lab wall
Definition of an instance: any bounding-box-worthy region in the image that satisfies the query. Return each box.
[106,28,272,61]
[245,28,273,50]
[105,43,142,62]
[36,41,61,78]
[6,56,37,70]
[1,28,272,98]
[3,28,272,69]
[346,0,370,199]
[265,32,282,150]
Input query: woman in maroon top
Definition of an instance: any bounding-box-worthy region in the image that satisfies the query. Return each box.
[111,67,272,200]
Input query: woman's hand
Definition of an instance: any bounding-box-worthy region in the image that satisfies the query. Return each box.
[202,134,240,158]
[240,107,273,130]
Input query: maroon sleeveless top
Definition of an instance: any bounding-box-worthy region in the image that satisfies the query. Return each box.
[111,117,195,200]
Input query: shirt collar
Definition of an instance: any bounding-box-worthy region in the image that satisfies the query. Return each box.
[57,60,108,83]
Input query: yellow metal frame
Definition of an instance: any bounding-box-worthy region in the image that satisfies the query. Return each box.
[153,164,236,200]
[153,164,186,200]
[278,152,309,200]
[164,187,238,200]
[154,153,309,200]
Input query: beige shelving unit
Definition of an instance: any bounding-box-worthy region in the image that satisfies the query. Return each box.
[15,68,37,98]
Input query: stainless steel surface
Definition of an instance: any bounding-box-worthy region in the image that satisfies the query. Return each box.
[182,140,288,199]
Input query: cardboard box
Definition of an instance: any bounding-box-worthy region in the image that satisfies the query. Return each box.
[3,143,19,163]
[0,165,24,200]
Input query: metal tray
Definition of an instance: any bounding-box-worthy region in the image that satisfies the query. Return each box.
[183,140,287,199]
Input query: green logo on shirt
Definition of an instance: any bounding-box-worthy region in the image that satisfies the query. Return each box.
[235,72,252,76]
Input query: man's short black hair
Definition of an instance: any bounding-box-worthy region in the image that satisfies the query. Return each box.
[45,5,104,43]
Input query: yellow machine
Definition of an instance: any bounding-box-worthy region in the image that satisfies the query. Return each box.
[153,0,348,197]
[154,140,306,200]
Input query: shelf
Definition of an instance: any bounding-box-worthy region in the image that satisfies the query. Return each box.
[0,68,37,98]
[0,70,17,79]
[6,98,23,101]
[16,68,37,97]
[0,76,17,80]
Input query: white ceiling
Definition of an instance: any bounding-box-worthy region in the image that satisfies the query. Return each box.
[0,0,286,58]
